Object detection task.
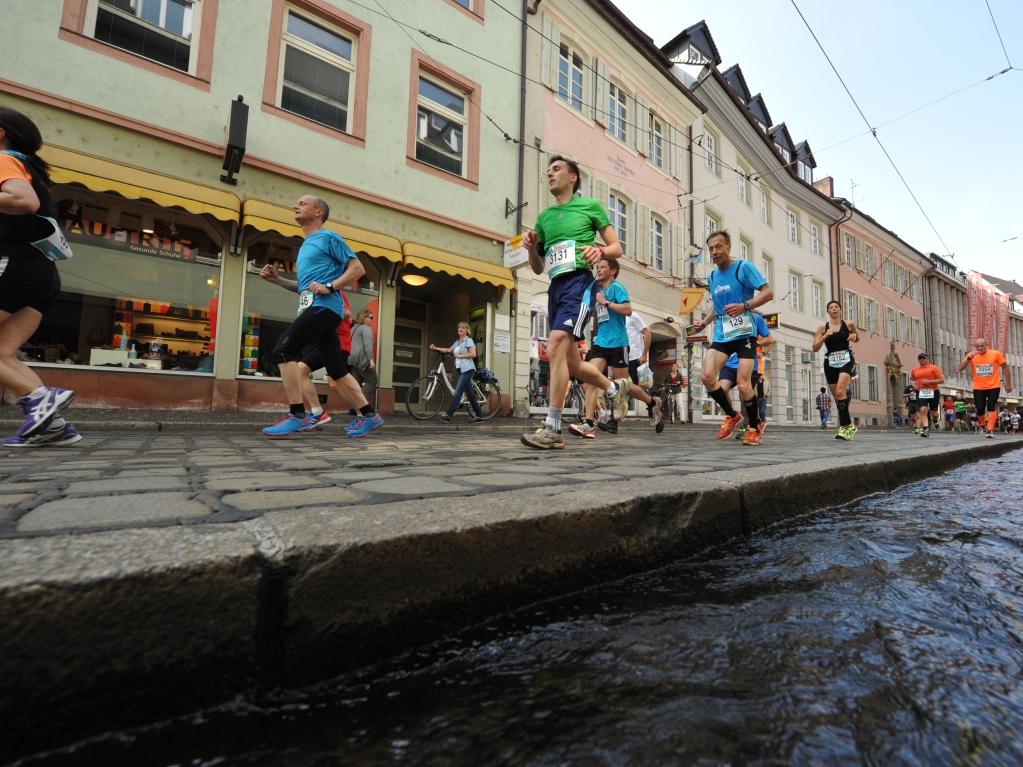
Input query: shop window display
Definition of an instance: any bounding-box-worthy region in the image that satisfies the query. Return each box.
[241,236,379,377]
[22,189,222,373]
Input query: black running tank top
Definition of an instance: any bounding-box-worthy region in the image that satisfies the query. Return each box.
[823,320,851,355]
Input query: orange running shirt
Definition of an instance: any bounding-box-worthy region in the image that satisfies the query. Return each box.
[0,153,32,187]
[969,349,1006,390]
[911,363,943,390]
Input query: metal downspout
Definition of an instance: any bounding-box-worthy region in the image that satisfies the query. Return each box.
[515,0,534,233]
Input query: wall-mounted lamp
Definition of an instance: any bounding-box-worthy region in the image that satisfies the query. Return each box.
[402,274,428,287]
[664,316,675,323]
[105,205,121,227]
[221,95,249,186]
[141,211,155,234]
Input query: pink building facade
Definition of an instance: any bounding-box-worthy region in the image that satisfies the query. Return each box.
[826,196,931,426]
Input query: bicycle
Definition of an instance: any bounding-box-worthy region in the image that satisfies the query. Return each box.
[659,384,682,424]
[405,351,501,421]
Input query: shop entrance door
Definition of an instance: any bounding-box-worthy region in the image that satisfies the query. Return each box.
[393,299,428,410]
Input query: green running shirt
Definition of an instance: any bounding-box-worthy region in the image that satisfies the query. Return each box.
[534,196,611,278]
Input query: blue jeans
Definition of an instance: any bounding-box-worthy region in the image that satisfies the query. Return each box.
[757,397,767,422]
[820,409,830,426]
[447,368,482,417]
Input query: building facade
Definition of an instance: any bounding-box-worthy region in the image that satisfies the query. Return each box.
[513,0,705,416]
[923,255,1023,411]
[821,195,931,426]
[667,22,844,425]
[2,0,522,413]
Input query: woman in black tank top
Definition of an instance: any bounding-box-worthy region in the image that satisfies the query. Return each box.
[0,107,79,446]
[812,299,861,440]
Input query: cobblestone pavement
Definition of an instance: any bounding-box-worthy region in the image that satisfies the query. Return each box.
[0,424,1009,539]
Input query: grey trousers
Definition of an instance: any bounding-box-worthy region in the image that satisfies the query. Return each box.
[350,365,378,406]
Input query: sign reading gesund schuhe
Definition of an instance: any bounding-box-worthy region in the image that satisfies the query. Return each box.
[63,218,221,264]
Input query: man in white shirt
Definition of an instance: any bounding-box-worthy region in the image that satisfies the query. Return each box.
[625,312,651,386]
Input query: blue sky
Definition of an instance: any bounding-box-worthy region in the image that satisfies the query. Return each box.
[613,0,1022,283]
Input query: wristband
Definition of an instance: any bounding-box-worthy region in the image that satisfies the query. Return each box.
[597,245,606,257]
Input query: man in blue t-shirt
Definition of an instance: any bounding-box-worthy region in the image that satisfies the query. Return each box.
[717,313,774,437]
[691,230,774,445]
[259,194,383,438]
[566,258,663,439]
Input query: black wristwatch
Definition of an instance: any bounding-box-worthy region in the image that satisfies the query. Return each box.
[327,283,336,293]
[743,301,751,311]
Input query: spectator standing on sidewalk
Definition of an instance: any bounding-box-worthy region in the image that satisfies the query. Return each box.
[815,386,833,429]
[349,309,377,411]
[430,321,484,423]
[664,363,686,423]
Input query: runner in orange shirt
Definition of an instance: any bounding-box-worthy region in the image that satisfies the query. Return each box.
[909,352,944,437]
[958,337,1013,438]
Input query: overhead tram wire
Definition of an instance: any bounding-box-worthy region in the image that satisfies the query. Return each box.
[788,0,957,267]
[984,0,1014,70]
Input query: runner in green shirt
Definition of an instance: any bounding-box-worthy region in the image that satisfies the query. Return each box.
[520,156,627,450]
[953,392,968,433]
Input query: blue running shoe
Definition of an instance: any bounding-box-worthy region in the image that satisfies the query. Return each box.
[344,416,364,432]
[4,421,82,448]
[347,412,383,438]
[299,412,332,431]
[16,387,75,439]
[263,413,309,436]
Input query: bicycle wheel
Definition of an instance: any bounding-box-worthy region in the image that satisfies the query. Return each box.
[565,384,586,425]
[405,375,446,420]
[473,381,502,420]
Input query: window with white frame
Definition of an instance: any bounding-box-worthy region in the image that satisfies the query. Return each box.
[911,276,923,303]
[913,318,925,348]
[898,311,908,343]
[812,281,823,317]
[609,192,628,253]
[608,83,627,142]
[649,116,664,169]
[704,213,720,243]
[786,210,799,244]
[760,188,771,224]
[883,258,895,289]
[884,305,896,339]
[738,167,751,206]
[810,222,821,256]
[865,245,876,276]
[843,235,855,267]
[867,365,878,401]
[843,289,858,325]
[558,43,584,112]
[705,131,719,175]
[416,75,467,176]
[865,298,879,335]
[93,0,197,73]
[650,215,665,271]
[789,272,803,312]
[762,253,774,288]
[739,237,752,262]
[278,8,357,133]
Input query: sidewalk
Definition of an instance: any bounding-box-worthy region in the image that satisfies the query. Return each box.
[2,425,1020,760]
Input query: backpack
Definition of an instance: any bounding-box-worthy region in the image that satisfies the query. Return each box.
[476,367,497,384]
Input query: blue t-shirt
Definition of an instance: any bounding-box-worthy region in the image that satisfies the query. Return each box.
[724,314,771,370]
[296,229,356,317]
[588,279,630,348]
[453,336,476,372]
[708,259,767,343]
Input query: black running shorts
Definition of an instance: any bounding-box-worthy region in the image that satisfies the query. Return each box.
[710,336,756,360]
[0,253,61,314]
[824,359,856,385]
[586,344,628,369]
[272,306,347,379]
[973,387,1000,417]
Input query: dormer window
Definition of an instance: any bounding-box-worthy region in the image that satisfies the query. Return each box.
[686,44,706,63]
[778,146,790,163]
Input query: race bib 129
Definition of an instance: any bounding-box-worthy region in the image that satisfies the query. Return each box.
[720,312,754,341]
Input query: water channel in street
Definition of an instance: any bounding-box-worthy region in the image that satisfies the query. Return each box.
[17,450,1023,766]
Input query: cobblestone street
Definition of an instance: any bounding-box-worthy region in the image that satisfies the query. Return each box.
[1,424,1013,537]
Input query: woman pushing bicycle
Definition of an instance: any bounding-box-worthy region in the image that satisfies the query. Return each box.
[429,321,484,423]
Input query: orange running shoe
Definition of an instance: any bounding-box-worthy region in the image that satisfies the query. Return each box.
[716,413,743,440]
[742,423,764,445]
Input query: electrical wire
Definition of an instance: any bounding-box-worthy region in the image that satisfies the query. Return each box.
[984,0,1014,69]
[788,0,956,265]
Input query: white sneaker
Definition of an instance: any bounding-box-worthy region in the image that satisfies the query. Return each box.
[567,422,596,439]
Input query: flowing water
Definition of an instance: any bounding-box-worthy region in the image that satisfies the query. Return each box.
[19,451,1023,767]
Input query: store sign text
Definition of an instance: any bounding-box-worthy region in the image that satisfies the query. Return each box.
[64,218,216,263]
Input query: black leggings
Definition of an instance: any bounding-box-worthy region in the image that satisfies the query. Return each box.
[272,307,346,379]
[973,387,1000,418]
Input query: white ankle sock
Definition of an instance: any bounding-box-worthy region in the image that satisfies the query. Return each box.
[50,417,66,428]
[311,406,324,416]
[29,386,47,399]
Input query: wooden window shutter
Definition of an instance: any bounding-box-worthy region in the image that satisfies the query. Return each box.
[636,202,652,264]
[670,221,686,278]
[594,58,610,128]
[540,13,560,91]
[634,95,650,155]
[592,177,611,216]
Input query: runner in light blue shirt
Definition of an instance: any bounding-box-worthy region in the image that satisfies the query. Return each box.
[690,230,774,444]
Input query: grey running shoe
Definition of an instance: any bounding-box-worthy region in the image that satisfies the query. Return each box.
[603,379,629,421]
[597,417,619,435]
[648,396,663,429]
[567,422,596,439]
[521,424,566,449]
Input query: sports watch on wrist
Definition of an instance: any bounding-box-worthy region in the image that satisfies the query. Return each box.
[743,301,751,311]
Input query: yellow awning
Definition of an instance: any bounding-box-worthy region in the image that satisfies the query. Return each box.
[402,243,515,290]
[240,200,402,262]
[41,145,240,222]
